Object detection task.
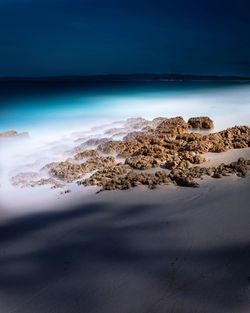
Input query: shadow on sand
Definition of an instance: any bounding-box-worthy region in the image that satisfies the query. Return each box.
[0,200,250,313]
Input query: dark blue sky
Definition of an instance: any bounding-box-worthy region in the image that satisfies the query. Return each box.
[0,0,250,76]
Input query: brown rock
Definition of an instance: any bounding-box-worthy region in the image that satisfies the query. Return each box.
[74,149,101,160]
[188,116,214,129]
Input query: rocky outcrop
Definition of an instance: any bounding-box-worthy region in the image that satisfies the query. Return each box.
[47,156,116,182]
[212,157,250,178]
[188,116,214,129]
[37,116,250,192]
[80,166,171,191]
[80,157,250,192]
[48,161,86,182]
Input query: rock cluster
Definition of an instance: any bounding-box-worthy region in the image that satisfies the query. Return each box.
[13,116,250,192]
[80,165,171,191]
[81,158,250,191]
[212,157,250,178]
[47,156,116,182]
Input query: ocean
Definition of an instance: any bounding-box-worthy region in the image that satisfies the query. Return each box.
[1,80,250,136]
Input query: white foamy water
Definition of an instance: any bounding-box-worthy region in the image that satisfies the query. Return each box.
[0,82,250,215]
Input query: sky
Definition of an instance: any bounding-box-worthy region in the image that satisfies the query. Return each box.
[0,0,250,77]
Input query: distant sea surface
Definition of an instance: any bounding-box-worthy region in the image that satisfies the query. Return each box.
[1,80,250,137]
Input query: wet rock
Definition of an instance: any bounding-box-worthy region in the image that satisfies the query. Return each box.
[48,161,86,182]
[46,156,116,182]
[41,117,250,191]
[98,140,124,154]
[169,167,200,187]
[156,116,189,135]
[81,156,116,172]
[81,167,171,191]
[188,116,214,129]
[74,149,101,160]
[125,155,162,170]
[229,157,249,177]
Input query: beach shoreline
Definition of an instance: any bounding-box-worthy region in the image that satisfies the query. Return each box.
[0,161,250,313]
[0,115,250,313]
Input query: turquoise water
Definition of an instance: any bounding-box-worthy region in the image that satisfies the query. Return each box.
[1,81,250,136]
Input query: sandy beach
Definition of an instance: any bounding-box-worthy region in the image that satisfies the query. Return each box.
[1,111,250,313]
[0,146,250,313]
[1,0,250,310]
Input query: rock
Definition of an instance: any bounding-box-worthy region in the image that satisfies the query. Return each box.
[0,130,29,139]
[156,116,189,135]
[0,130,18,138]
[74,149,101,160]
[81,167,172,191]
[48,161,86,182]
[41,116,250,191]
[188,116,214,129]
[169,170,198,187]
[125,155,162,170]
[47,156,116,182]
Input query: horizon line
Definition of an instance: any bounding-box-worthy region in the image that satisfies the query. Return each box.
[0,73,250,81]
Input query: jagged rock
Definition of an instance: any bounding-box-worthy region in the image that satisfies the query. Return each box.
[82,156,116,172]
[213,157,250,178]
[156,116,189,135]
[125,155,162,170]
[81,167,171,191]
[47,156,116,182]
[170,174,199,188]
[98,140,124,154]
[48,161,86,182]
[35,117,250,191]
[188,116,214,129]
[74,149,101,160]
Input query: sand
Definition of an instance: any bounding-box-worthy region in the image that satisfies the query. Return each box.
[0,149,250,313]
